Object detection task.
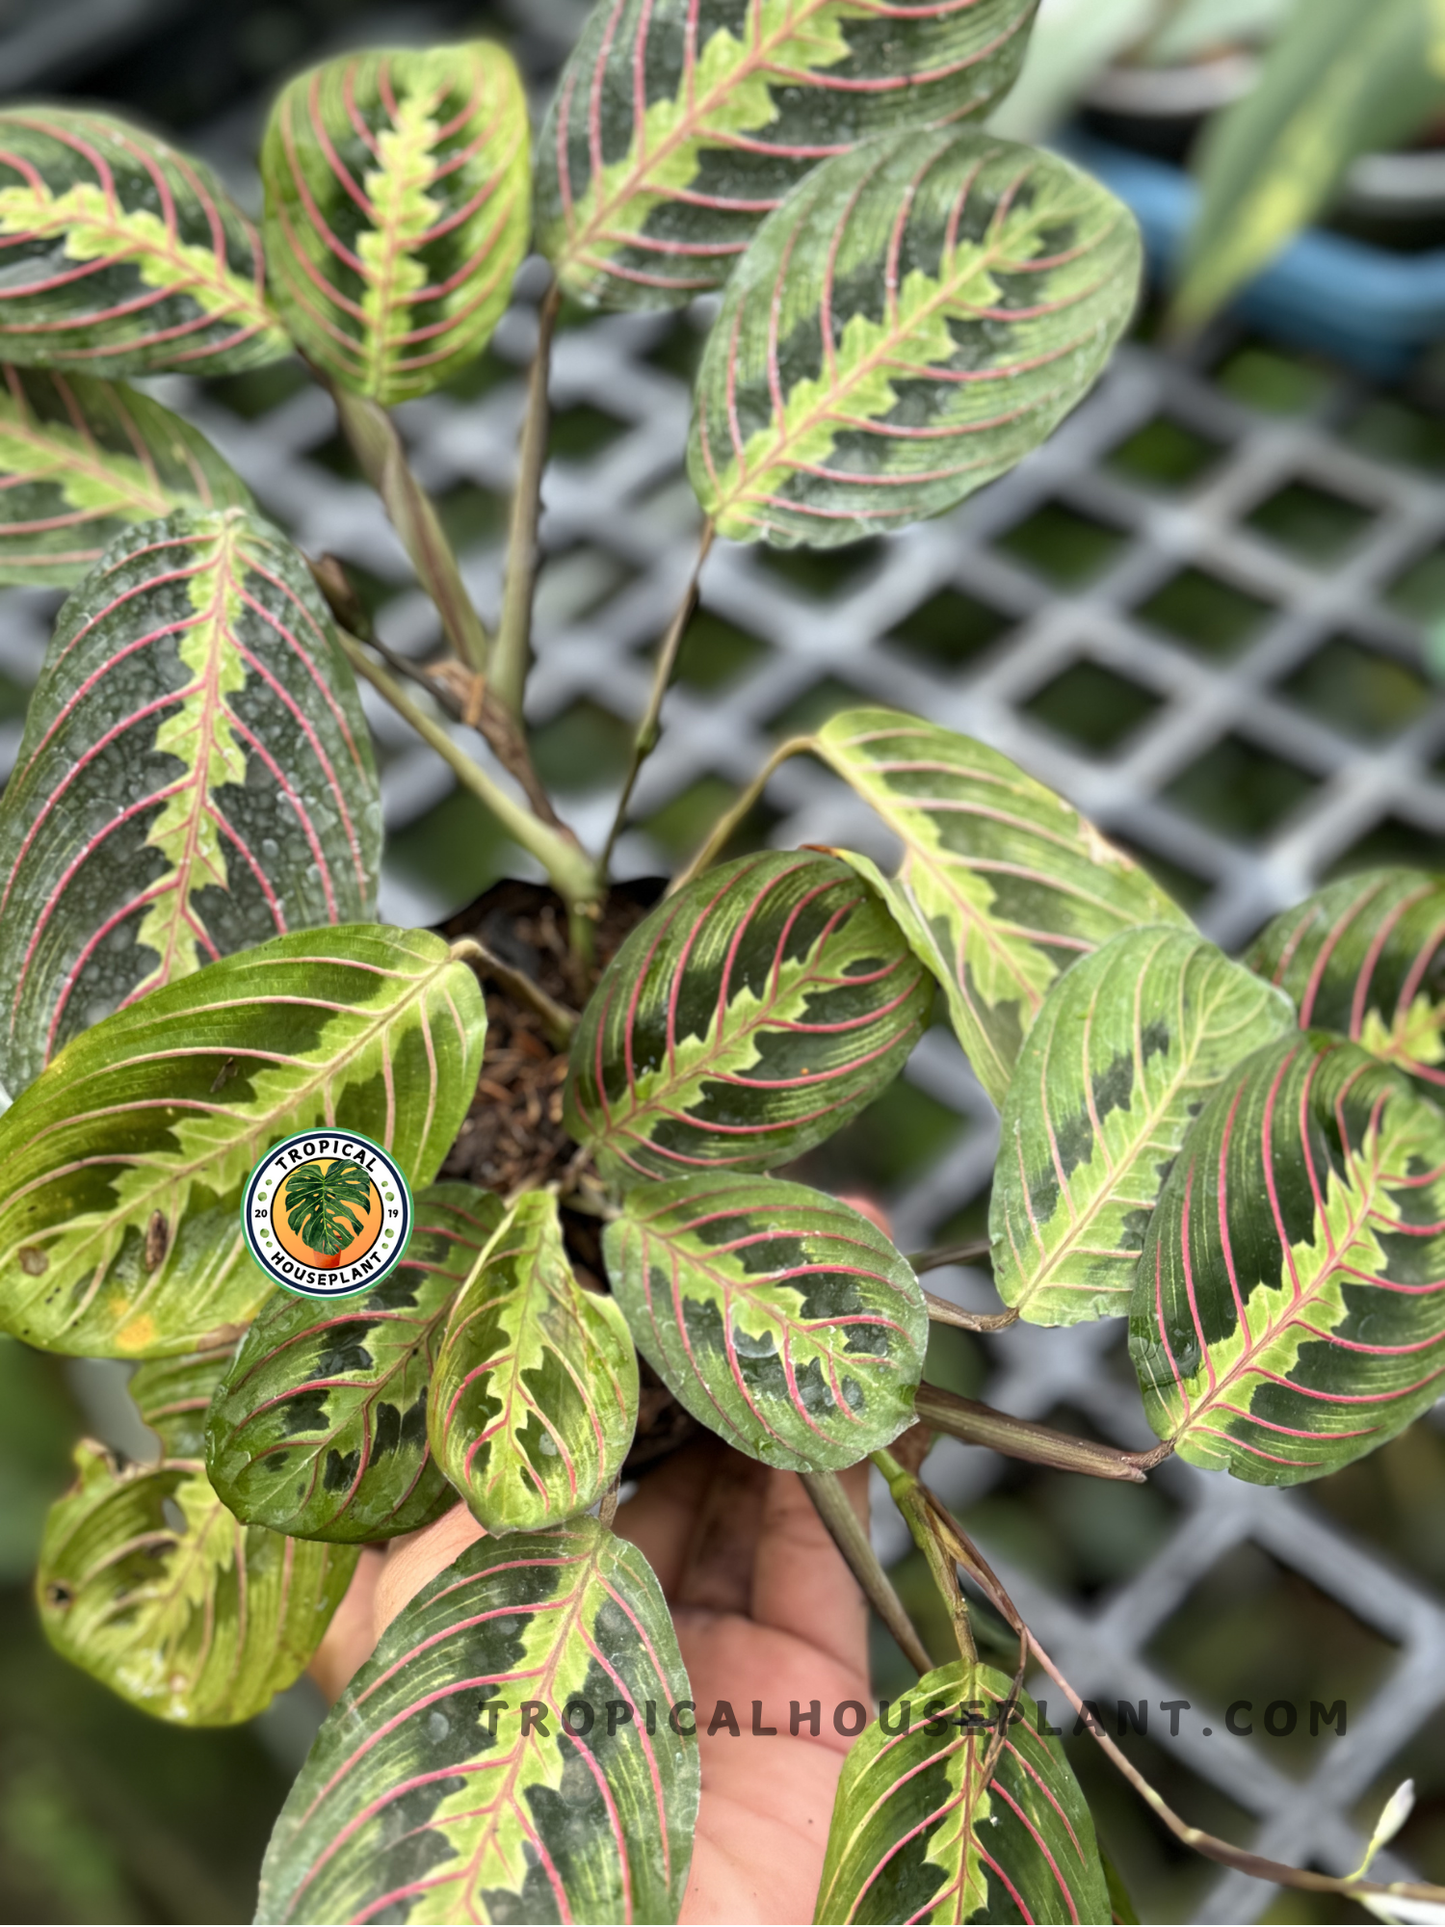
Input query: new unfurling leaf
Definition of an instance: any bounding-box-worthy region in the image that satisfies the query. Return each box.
[255,1519,698,1925]
[262,43,530,404]
[207,1185,504,1542]
[0,108,287,376]
[1130,1033,1445,1484]
[429,1189,639,1533]
[604,1173,927,1472]
[0,508,382,1098]
[0,367,251,587]
[537,0,1038,309]
[818,707,1189,1105]
[0,925,486,1357]
[992,926,1294,1325]
[565,849,932,1184]
[689,128,1141,546]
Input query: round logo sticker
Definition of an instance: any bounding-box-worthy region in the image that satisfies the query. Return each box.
[242,1131,412,1299]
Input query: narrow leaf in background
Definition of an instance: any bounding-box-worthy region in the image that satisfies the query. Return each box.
[132,1342,240,1458]
[0,925,487,1357]
[604,1173,927,1472]
[992,925,1294,1326]
[565,849,931,1184]
[429,1189,638,1534]
[207,1184,504,1541]
[689,128,1141,546]
[0,367,251,587]
[537,0,1039,310]
[1247,868,1445,1097]
[1173,0,1443,331]
[815,1659,1109,1924]
[37,1437,358,1725]
[0,109,288,375]
[819,708,1190,1105]
[263,43,530,404]
[1130,1032,1445,1484]
[0,508,383,1098]
[255,1519,698,1926]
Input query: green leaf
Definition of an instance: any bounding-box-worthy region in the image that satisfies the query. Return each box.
[0,507,383,1099]
[688,128,1140,546]
[992,926,1295,1326]
[0,108,288,376]
[429,1190,639,1534]
[815,1659,1109,1925]
[255,1517,698,1925]
[132,1341,238,1458]
[37,1438,357,1725]
[537,0,1038,311]
[1173,0,1441,330]
[283,1157,374,1257]
[1246,869,1445,1098]
[0,924,487,1359]
[207,1183,503,1542]
[0,366,252,587]
[262,43,530,405]
[565,849,931,1185]
[816,708,1191,1106]
[1130,1032,1445,1485]
[604,1173,926,1471]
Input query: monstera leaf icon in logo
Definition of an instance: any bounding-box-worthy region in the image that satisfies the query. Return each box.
[243,1131,412,1298]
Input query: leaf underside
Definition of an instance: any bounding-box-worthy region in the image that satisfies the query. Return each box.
[0,924,487,1358]
[565,848,932,1185]
[0,508,382,1098]
[0,107,288,376]
[255,1518,699,1926]
[207,1183,504,1541]
[262,42,531,404]
[38,1436,357,1725]
[0,366,252,587]
[1247,867,1445,1098]
[818,708,1191,1106]
[816,1660,1109,1926]
[992,925,1295,1326]
[537,0,1038,310]
[688,127,1141,547]
[1130,1032,1445,1485]
[604,1172,927,1472]
[430,1189,640,1534]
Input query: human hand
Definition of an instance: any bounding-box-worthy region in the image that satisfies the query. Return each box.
[309,1437,871,1927]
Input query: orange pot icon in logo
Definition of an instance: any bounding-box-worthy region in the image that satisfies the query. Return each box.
[279,1158,377,1269]
[242,1132,411,1299]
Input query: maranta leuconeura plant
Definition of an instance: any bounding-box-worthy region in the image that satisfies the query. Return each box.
[0,4,1441,1921]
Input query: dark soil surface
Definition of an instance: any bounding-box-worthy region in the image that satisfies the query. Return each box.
[433,876,696,1472]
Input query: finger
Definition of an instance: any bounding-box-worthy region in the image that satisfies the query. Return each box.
[373,1503,486,1640]
[750,1462,870,1684]
[613,1436,725,1597]
[672,1447,770,1615]
[308,1545,386,1703]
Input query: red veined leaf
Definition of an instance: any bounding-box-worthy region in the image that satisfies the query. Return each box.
[1247,868,1445,1096]
[0,507,382,1098]
[255,1518,698,1924]
[537,0,1038,310]
[0,108,287,376]
[0,365,251,587]
[564,849,932,1185]
[816,1660,1109,1925]
[604,1173,927,1471]
[132,1340,239,1458]
[1130,1032,1445,1484]
[429,1189,639,1533]
[207,1184,505,1542]
[262,43,530,404]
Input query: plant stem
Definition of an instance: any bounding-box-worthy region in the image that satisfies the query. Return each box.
[331,387,490,673]
[910,1238,992,1273]
[874,1448,975,1665]
[668,733,816,894]
[602,519,715,875]
[923,1291,1020,1333]
[799,1470,933,1677]
[492,280,562,720]
[913,1382,1168,1483]
[448,937,578,1048]
[337,629,603,920]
